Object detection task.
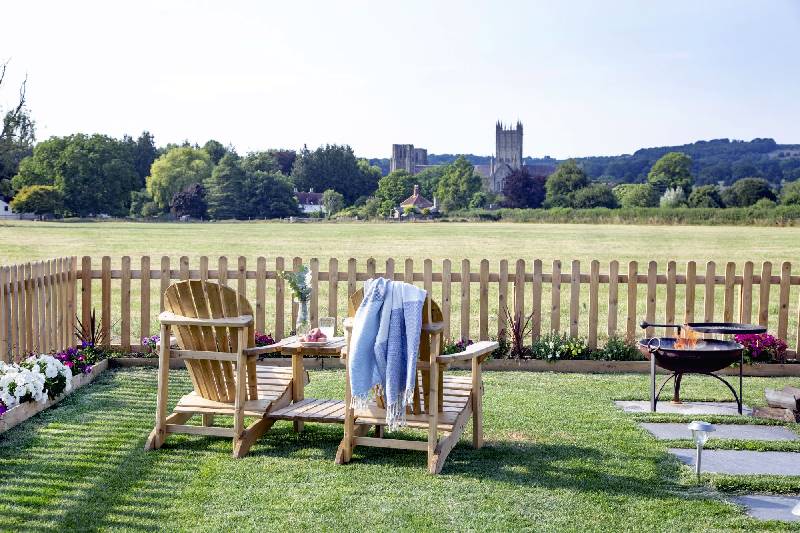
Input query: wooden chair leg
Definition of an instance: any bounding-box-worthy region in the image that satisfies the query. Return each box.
[233,416,275,458]
[427,338,440,474]
[202,414,215,426]
[232,329,247,456]
[145,324,171,451]
[472,357,483,449]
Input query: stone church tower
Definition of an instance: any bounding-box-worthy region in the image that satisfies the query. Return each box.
[490,121,523,193]
[496,121,523,170]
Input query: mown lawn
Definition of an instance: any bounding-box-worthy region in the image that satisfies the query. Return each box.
[1,368,798,531]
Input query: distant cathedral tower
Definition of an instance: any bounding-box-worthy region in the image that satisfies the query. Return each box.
[495,121,523,170]
[490,121,524,193]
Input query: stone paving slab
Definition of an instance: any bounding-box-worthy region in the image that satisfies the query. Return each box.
[615,400,752,416]
[731,494,800,522]
[669,448,800,475]
[641,423,798,441]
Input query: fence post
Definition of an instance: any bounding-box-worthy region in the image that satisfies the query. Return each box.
[498,259,508,339]
[531,259,542,342]
[121,256,131,351]
[740,261,753,324]
[310,258,319,328]
[442,259,451,342]
[160,257,170,311]
[141,256,151,344]
[758,261,772,328]
[684,261,696,325]
[461,259,471,341]
[723,262,735,323]
[479,259,489,341]
[256,257,266,334]
[275,256,285,340]
[329,258,339,330]
[607,260,619,338]
[645,261,657,337]
[0,266,8,361]
[101,256,111,346]
[551,260,562,334]
[777,262,791,341]
[704,261,716,323]
[588,260,599,349]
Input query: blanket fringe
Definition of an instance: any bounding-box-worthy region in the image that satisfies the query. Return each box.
[349,387,416,432]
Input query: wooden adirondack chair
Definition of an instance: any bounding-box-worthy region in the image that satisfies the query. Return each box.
[144,280,296,458]
[335,287,498,474]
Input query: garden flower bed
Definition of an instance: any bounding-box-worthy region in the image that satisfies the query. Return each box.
[0,350,109,434]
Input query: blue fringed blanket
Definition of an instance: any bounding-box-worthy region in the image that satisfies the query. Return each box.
[348,278,427,430]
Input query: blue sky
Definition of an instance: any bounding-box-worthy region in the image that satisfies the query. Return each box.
[2,0,799,159]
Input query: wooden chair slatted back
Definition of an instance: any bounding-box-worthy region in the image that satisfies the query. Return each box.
[164,280,257,403]
[348,287,444,414]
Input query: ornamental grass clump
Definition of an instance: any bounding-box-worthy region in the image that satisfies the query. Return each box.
[734,333,789,363]
[594,335,644,361]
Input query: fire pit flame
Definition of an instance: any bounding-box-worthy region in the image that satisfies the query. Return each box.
[674,327,701,350]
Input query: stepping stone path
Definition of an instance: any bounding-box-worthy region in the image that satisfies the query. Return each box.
[617,399,800,521]
[669,449,800,476]
[641,423,799,441]
[615,400,752,416]
[731,495,800,522]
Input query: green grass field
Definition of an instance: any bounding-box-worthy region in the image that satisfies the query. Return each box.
[2,220,800,348]
[1,367,798,531]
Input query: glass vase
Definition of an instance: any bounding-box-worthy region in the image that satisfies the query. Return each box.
[296,300,310,336]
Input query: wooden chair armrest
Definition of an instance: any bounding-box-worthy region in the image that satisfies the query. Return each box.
[243,345,283,357]
[158,311,253,328]
[436,340,499,363]
[421,321,445,334]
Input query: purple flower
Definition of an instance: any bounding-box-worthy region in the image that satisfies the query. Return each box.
[0,403,7,416]
[84,366,93,374]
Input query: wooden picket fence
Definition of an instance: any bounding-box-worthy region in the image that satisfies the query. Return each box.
[2,255,800,361]
[0,257,78,361]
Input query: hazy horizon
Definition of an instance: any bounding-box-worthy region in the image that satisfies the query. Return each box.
[2,0,799,160]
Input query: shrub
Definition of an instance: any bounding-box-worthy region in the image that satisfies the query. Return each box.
[659,187,687,208]
[255,332,276,347]
[687,185,723,208]
[780,180,800,206]
[572,184,618,208]
[594,335,644,361]
[723,177,775,207]
[442,338,474,355]
[530,332,590,361]
[614,183,657,208]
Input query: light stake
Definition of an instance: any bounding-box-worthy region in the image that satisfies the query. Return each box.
[688,421,715,482]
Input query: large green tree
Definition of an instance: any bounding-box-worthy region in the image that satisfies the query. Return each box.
[571,184,618,208]
[147,146,214,210]
[203,139,228,164]
[780,180,800,206]
[10,185,63,215]
[291,145,378,203]
[12,134,139,216]
[376,170,414,206]
[205,153,299,220]
[502,168,546,208]
[130,131,157,186]
[646,152,693,194]
[321,189,345,217]
[435,156,482,212]
[414,165,446,200]
[544,160,589,207]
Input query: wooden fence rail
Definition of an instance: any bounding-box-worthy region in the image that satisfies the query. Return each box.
[2,255,800,361]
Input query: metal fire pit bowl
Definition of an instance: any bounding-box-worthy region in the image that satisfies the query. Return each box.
[637,321,752,415]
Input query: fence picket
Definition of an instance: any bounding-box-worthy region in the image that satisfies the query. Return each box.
[237,257,247,302]
[101,256,111,346]
[291,257,301,329]
[11,266,21,357]
[570,260,580,337]
[275,257,285,339]
[30,263,39,353]
[310,258,319,328]
[685,261,696,324]
[740,261,754,323]
[442,259,452,341]
[200,256,209,281]
[329,258,339,330]
[626,261,637,342]
[608,260,619,337]
[348,258,357,298]
[180,256,189,281]
[218,256,228,287]
[0,267,7,360]
[462,259,471,341]
[758,261,772,327]
[645,261,657,337]
[141,256,150,344]
[723,262,736,323]
[479,259,489,341]
[778,262,791,340]
[551,260,561,333]
[160,257,170,311]
[704,261,716,323]
[121,256,131,351]
[588,260,599,348]
[498,259,508,338]
[256,257,266,334]
[514,258,525,326]
[532,259,543,341]
[665,261,676,337]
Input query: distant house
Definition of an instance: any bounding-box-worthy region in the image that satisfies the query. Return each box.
[295,189,325,214]
[396,185,436,218]
[0,197,18,219]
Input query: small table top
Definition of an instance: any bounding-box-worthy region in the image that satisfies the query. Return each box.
[278,336,346,356]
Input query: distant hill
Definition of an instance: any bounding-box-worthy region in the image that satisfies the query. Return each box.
[369,138,800,185]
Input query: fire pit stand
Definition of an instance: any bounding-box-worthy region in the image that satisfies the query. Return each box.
[638,322,766,415]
